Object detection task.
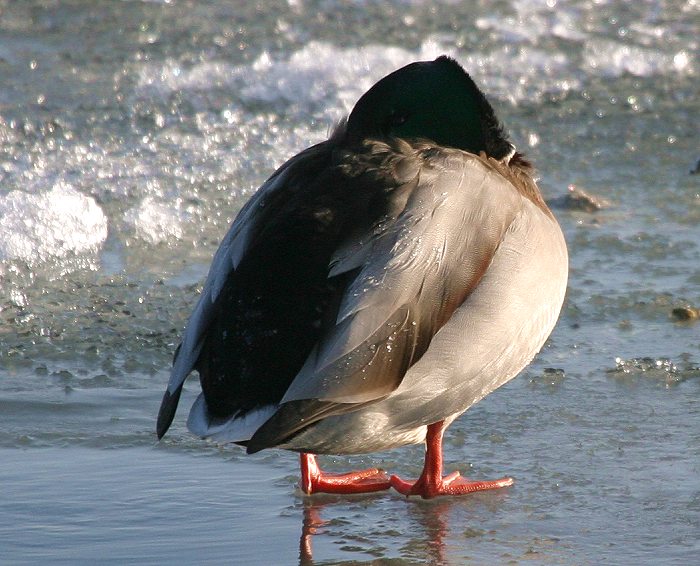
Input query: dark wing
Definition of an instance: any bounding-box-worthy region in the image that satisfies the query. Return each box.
[157,140,336,437]
[156,136,413,438]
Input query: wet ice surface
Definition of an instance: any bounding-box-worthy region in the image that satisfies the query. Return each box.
[1,0,699,564]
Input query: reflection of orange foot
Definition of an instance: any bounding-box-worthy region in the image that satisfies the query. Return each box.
[299,503,324,564]
[391,471,513,498]
[389,420,514,499]
[300,453,392,495]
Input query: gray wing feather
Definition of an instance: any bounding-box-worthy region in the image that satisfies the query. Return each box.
[282,151,523,405]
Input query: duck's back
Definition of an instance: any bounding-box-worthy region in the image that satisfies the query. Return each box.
[273,149,568,454]
[158,138,567,454]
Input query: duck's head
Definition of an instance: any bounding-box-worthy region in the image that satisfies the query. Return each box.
[346,56,513,160]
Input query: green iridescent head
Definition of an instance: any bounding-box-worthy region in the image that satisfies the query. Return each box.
[346,56,513,159]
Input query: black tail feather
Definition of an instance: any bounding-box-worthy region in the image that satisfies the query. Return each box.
[246,399,344,454]
[156,385,184,439]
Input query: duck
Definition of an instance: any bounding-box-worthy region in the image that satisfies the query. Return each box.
[157,56,568,498]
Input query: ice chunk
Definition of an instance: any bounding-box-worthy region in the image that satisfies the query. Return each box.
[123,196,184,244]
[0,183,108,264]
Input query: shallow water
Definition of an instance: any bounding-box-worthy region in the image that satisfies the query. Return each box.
[1,0,698,564]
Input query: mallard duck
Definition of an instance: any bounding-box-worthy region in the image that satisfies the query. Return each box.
[157,56,568,498]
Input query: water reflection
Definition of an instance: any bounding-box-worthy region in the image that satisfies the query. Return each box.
[402,500,452,565]
[297,493,504,564]
[299,499,324,565]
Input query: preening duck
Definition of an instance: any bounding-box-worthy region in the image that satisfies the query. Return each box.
[157,56,568,498]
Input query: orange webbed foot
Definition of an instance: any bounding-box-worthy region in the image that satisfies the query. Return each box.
[300,453,391,495]
[390,471,513,498]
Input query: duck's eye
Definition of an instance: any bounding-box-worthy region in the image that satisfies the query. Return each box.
[385,110,410,132]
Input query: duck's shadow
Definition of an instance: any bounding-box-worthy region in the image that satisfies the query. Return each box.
[297,490,510,565]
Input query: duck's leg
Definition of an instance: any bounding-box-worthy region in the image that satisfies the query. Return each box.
[299,453,391,495]
[390,420,514,498]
